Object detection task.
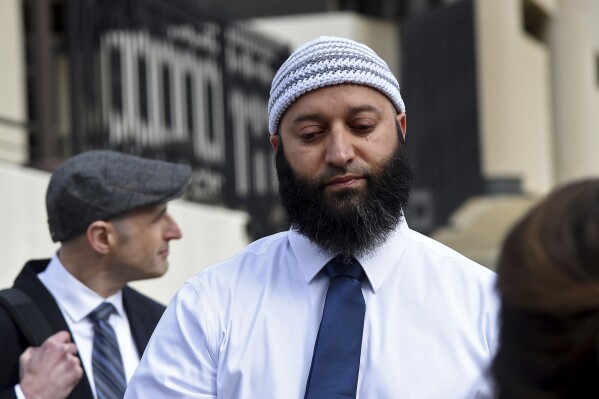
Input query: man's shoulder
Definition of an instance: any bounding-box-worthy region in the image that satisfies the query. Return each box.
[0,260,52,394]
[0,307,22,396]
[242,230,291,257]
[204,231,290,270]
[9,258,61,314]
[12,259,51,287]
[186,231,291,286]
[404,228,495,280]
[402,227,499,337]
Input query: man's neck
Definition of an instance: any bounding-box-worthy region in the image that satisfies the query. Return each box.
[58,247,124,298]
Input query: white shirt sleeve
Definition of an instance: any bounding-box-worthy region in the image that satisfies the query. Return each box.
[124,282,218,398]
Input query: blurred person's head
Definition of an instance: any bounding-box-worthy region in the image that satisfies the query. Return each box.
[46,150,191,296]
[492,178,599,398]
[268,36,414,260]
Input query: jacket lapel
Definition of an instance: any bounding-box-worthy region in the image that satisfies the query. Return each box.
[122,286,155,356]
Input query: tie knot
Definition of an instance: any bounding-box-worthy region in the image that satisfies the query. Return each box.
[325,257,363,281]
[89,302,115,323]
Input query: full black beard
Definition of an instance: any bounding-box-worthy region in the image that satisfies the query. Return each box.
[275,127,415,260]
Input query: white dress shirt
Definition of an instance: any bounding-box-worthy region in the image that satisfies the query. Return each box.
[125,221,499,398]
[16,254,140,399]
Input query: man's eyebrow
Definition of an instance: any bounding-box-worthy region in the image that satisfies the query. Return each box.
[347,104,383,116]
[290,105,383,126]
[290,113,325,125]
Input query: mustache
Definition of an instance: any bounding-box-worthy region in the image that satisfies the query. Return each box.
[315,165,372,187]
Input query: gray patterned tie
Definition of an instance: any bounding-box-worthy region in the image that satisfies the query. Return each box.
[89,302,127,399]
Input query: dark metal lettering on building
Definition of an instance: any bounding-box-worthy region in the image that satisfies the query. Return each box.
[68,0,290,239]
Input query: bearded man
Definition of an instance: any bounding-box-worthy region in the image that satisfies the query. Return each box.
[125,36,499,399]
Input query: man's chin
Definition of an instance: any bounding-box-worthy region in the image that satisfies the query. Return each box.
[324,186,364,202]
[322,191,364,213]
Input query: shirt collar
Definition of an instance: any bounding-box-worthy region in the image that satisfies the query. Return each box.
[289,219,410,293]
[38,253,126,323]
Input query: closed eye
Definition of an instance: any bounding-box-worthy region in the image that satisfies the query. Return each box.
[350,118,376,133]
[352,123,375,132]
[299,130,324,142]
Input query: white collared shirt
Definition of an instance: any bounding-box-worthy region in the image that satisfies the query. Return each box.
[32,254,140,399]
[126,221,499,398]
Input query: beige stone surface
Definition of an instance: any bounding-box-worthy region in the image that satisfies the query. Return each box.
[432,195,540,270]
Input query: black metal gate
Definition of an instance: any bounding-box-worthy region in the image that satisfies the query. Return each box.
[402,0,483,234]
[68,0,290,239]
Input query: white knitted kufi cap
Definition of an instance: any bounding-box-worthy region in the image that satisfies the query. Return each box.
[267,36,405,134]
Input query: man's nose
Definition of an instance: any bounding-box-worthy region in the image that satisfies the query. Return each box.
[164,213,183,240]
[324,125,355,168]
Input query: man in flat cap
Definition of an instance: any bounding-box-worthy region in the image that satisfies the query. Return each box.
[126,36,498,398]
[0,150,191,399]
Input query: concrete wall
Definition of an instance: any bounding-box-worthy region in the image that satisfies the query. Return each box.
[475,0,599,194]
[0,161,250,305]
[0,0,28,164]
[251,12,401,76]
[550,0,599,183]
[474,0,556,195]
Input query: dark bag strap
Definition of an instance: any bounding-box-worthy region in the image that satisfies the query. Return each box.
[0,288,55,346]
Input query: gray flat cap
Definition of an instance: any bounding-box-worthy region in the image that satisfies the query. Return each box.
[46,150,192,242]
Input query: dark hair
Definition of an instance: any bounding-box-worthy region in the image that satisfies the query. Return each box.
[492,179,599,398]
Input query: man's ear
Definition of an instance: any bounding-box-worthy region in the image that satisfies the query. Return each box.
[270,134,280,152]
[396,112,407,139]
[86,221,112,254]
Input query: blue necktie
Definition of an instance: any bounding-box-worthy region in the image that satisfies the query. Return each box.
[305,257,365,399]
[89,302,127,399]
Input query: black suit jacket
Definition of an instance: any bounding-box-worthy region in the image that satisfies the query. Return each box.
[0,259,166,399]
